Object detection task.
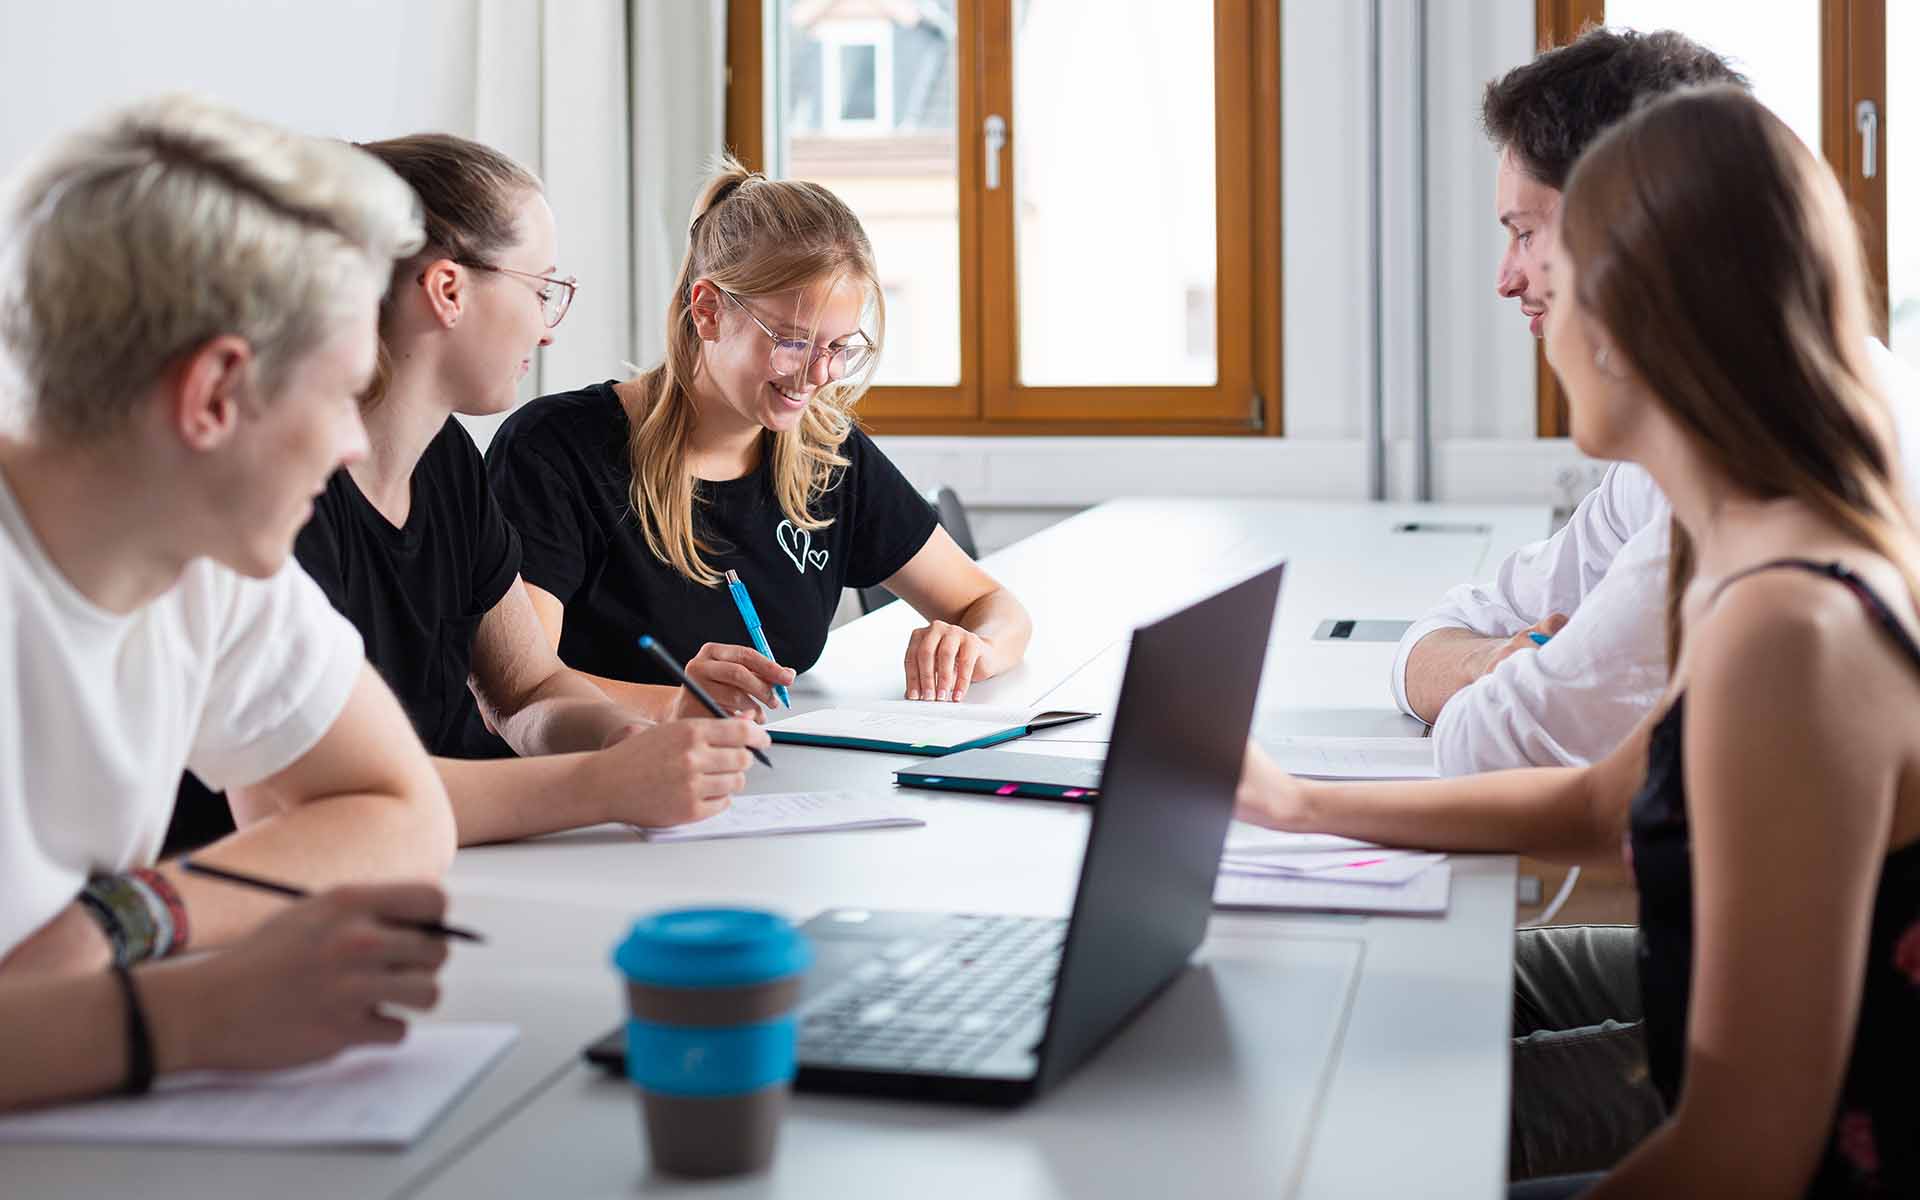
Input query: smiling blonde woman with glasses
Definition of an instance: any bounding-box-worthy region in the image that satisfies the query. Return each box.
[171,133,772,858]
[487,158,1030,717]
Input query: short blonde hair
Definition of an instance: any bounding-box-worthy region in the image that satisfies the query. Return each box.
[0,93,425,443]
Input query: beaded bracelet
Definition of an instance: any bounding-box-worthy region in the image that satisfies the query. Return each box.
[77,875,149,966]
[77,869,191,966]
[129,867,189,957]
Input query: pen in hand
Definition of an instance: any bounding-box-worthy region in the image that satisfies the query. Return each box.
[724,570,792,709]
[637,635,775,769]
[180,859,485,943]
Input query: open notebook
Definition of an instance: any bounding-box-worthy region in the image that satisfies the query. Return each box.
[766,702,1098,755]
[0,1023,517,1148]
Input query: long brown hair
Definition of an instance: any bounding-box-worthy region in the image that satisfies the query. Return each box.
[627,157,884,587]
[353,133,542,408]
[1558,85,1917,665]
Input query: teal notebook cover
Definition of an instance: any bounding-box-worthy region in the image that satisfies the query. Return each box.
[766,708,1097,756]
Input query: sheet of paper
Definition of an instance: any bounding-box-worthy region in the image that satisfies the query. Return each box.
[636,790,925,842]
[1257,735,1438,780]
[0,1022,517,1148]
[1214,863,1452,915]
[1220,850,1445,886]
[1223,821,1384,856]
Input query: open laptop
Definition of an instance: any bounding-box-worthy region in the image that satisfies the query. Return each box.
[793,563,1282,1104]
[587,562,1282,1106]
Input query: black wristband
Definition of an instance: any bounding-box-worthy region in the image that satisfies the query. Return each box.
[110,964,155,1096]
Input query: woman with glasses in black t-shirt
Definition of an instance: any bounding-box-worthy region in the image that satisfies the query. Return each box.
[488,160,1031,716]
[185,135,771,852]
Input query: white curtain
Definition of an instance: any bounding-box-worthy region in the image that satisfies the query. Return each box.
[464,0,726,449]
[630,1,729,368]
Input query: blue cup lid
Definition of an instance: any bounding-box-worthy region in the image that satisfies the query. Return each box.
[613,907,811,989]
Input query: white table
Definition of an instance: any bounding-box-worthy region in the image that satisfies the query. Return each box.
[1,499,1547,1200]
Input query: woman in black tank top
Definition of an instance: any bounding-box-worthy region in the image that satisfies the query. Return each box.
[1238,89,1920,1198]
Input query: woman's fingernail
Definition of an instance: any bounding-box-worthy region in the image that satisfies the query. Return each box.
[908,689,921,700]
[937,690,952,702]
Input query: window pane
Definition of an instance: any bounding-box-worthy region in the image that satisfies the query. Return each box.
[1891,0,1918,368]
[839,45,877,121]
[1602,2,1822,155]
[781,5,960,386]
[1014,0,1217,387]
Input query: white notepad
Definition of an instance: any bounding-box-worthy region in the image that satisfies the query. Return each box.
[634,790,925,842]
[1258,735,1438,780]
[1215,862,1452,915]
[1221,849,1445,886]
[1223,822,1385,856]
[0,1022,517,1148]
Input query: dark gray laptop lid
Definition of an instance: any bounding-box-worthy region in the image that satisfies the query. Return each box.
[1034,563,1283,1091]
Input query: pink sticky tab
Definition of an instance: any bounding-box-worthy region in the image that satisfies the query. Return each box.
[1063,788,1086,798]
[995,784,1019,796]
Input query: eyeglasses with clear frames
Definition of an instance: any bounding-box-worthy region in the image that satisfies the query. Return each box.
[718,287,875,382]
[456,259,578,328]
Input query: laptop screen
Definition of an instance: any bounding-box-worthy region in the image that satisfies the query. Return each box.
[1035,563,1284,1090]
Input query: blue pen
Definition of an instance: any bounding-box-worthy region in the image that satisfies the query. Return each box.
[1528,632,1553,646]
[724,569,791,708]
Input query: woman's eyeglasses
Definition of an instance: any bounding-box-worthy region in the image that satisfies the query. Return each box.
[718,287,875,381]
[457,260,578,328]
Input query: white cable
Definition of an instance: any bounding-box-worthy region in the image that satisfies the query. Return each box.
[1525,865,1581,927]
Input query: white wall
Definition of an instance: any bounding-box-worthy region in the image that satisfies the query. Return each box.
[0,0,1592,560]
[0,0,480,170]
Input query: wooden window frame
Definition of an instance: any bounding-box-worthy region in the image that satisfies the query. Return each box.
[1533,0,1890,436]
[1822,0,1888,341]
[725,0,1284,437]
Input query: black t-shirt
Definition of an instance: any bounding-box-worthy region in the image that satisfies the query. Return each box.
[296,416,522,758]
[486,381,938,687]
[166,416,522,854]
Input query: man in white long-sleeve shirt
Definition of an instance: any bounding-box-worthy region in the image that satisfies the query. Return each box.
[1398,338,1920,777]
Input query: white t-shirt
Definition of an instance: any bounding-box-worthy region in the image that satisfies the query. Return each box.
[1392,339,1920,775]
[0,470,365,958]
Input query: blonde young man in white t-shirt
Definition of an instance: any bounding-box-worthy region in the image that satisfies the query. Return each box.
[0,97,457,1109]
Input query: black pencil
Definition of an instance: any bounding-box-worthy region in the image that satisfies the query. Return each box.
[637,635,774,769]
[180,860,485,943]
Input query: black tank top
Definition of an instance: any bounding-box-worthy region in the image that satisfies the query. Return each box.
[1631,558,1920,1196]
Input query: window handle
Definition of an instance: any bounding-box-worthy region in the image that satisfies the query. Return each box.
[1856,99,1879,180]
[984,114,1008,190]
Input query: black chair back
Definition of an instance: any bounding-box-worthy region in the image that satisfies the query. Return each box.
[857,485,975,614]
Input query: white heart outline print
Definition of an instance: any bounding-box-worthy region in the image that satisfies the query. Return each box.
[776,520,830,574]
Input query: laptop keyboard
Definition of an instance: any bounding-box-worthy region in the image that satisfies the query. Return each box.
[798,915,1066,1074]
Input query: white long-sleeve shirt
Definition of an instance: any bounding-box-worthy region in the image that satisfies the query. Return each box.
[1393,339,1920,776]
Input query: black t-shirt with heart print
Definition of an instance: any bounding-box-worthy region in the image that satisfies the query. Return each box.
[485,380,938,688]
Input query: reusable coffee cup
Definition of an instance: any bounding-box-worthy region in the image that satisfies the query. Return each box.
[613,908,812,1177]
